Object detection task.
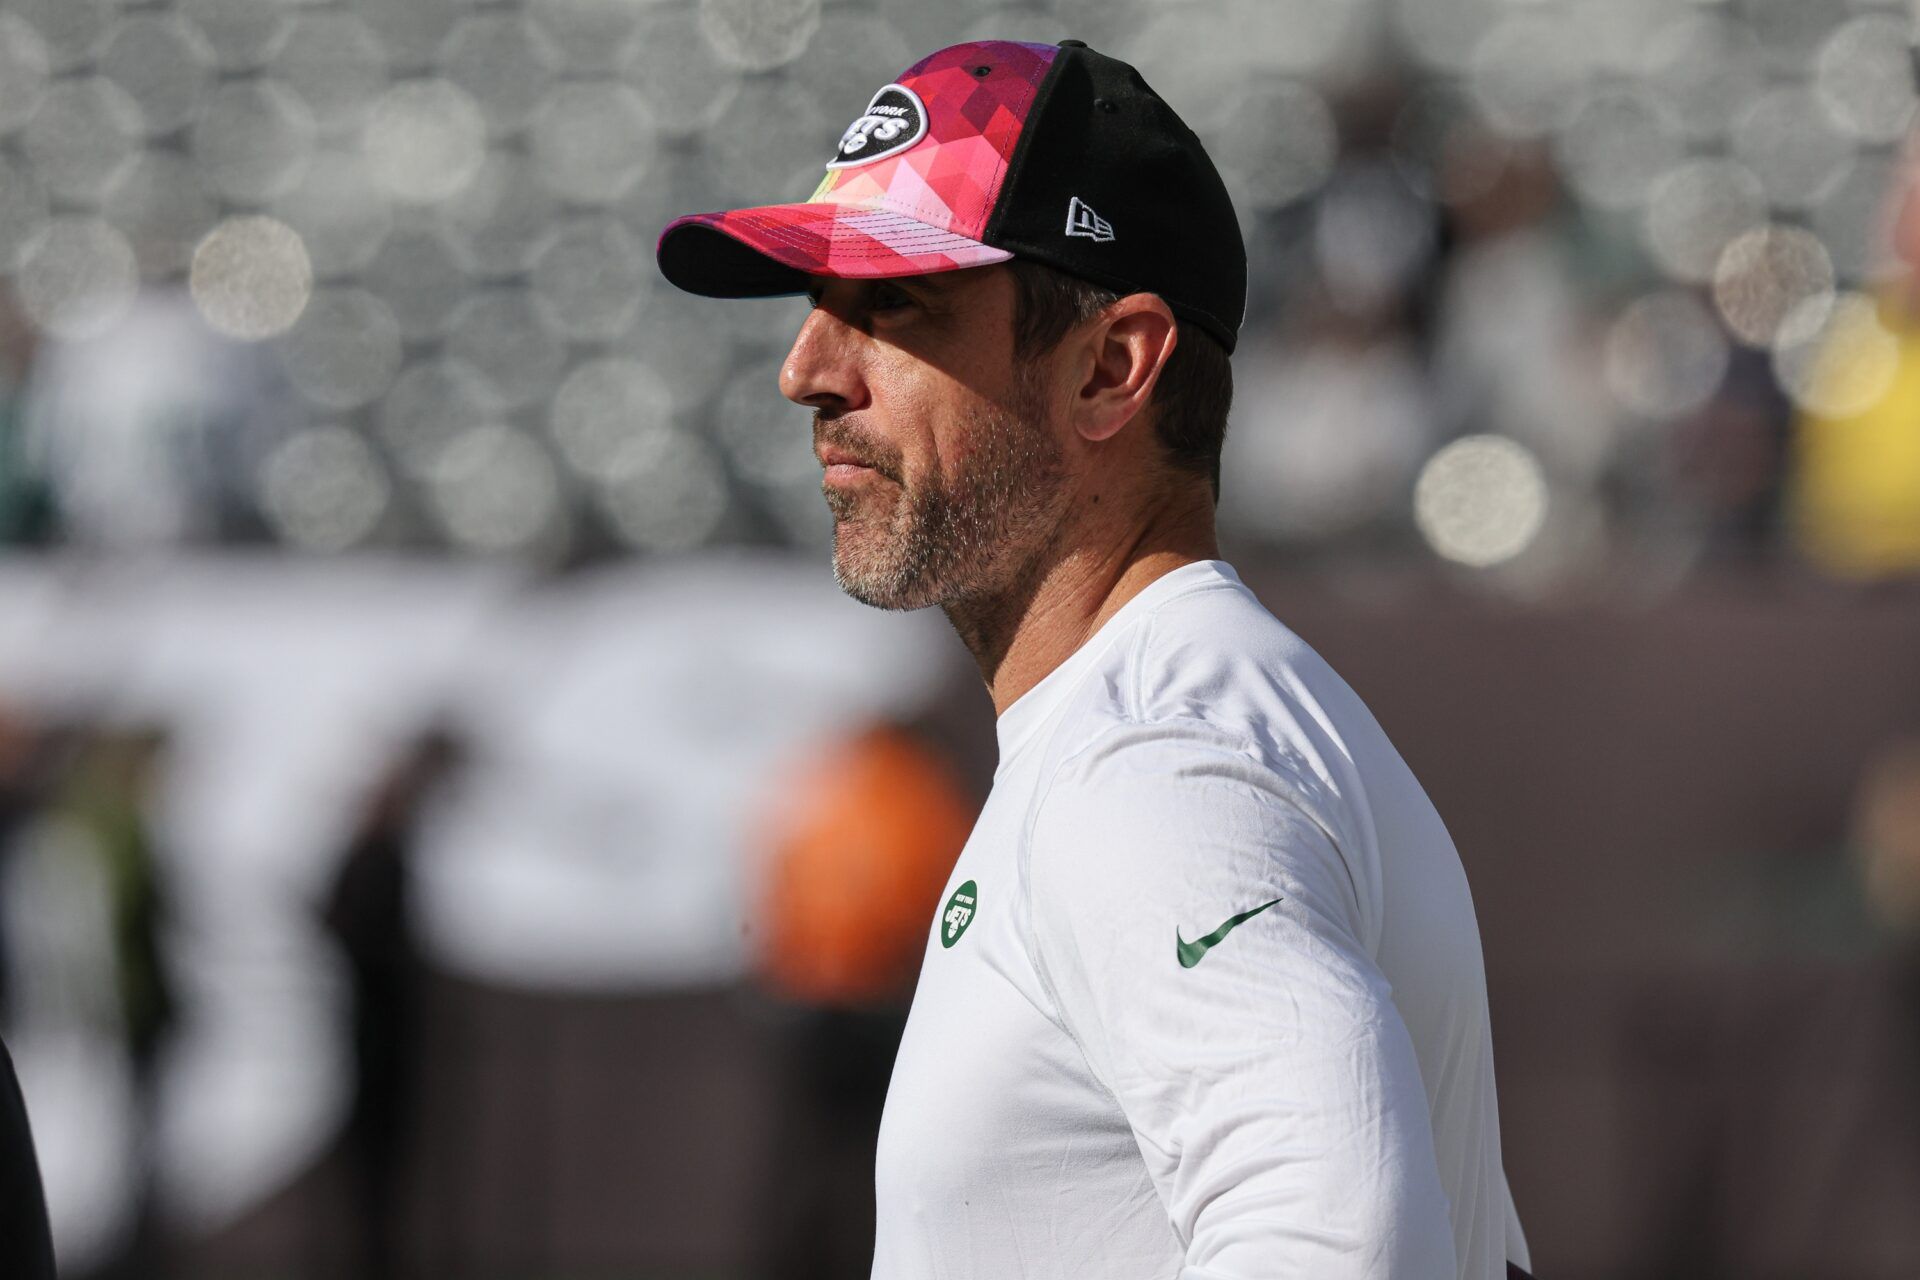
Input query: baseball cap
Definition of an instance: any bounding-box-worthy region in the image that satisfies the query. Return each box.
[654,38,1248,354]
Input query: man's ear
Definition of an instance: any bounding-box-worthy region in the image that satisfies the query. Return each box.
[1068,293,1179,445]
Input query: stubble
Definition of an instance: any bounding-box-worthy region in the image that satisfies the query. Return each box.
[818,368,1065,613]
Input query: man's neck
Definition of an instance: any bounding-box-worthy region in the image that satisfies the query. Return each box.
[941,487,1220,716]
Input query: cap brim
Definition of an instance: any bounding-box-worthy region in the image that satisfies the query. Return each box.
[656,201,1014,298]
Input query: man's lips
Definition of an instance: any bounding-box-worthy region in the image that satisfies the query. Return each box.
[816,443,893,484]
[816,445,871,469]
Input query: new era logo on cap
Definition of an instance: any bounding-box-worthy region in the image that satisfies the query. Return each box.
[1064,196,1113,243]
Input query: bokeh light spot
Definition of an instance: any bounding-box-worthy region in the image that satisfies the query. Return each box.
[698,0,820,74]
[1713,224,1836,348]
[1773,291,1901,420]
[363,79,487,205]
[257,426,392,552]
[1604,291,1731,420]
[17,217,138,341]
[190,215,315,340]
[1414,435,1550,568]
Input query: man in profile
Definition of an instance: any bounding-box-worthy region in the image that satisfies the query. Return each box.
[658,36,1532,1279]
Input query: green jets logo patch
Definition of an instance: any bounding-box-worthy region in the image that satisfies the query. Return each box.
[940,880,977,948]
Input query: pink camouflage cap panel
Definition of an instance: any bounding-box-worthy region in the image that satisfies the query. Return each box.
[656,40,1060,287]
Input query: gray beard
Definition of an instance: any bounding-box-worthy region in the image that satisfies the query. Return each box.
[822,375,1065,613]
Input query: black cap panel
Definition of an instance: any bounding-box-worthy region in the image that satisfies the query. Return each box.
[985,43,1247,354]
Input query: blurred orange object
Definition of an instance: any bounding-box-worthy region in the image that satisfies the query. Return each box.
[752,723,977,1008]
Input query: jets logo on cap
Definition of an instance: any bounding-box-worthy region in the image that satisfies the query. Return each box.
[1065,196,1114,242]
[829,83,928,169]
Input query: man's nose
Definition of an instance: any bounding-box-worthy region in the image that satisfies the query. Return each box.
[780,305,868,412]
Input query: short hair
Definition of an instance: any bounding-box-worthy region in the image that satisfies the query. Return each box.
[1004,258,1233,501]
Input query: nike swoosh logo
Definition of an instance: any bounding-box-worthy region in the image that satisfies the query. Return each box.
[1176,898,1283,968]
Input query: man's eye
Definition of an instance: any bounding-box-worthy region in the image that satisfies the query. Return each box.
[803,282,914,313]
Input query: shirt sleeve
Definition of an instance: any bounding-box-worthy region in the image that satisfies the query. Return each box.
[1023,718,1456,1279]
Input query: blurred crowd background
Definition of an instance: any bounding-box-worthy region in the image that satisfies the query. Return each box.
[4,0,1920,1276]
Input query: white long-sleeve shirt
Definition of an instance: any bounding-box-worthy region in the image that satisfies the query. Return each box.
[871,559,1529,1279]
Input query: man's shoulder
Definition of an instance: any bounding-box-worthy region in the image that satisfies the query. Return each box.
[1025,571,1375,854]
[1131,571,1317,701]
[1069,571,1345,766]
